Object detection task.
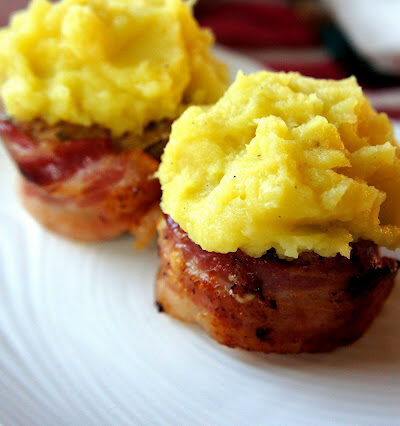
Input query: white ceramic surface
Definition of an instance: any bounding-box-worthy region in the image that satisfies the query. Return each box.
[1,48,400,426]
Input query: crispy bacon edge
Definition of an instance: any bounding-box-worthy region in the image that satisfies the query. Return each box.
[155,216,398,353]
[0,120,163,245]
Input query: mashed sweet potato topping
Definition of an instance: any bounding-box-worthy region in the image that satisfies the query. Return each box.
[0,0,228,136]
[159,71,400,258]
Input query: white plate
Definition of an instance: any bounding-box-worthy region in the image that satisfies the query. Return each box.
[1,47,400,426]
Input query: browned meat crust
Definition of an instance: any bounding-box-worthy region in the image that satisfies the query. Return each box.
[19,150,162,245]
[156,216,398,353]
[1,118,169,244]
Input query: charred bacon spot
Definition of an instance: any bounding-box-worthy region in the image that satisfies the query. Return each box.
[347,263,397,297]
[269,299,277,310]
[254,286,265,302]
[155,301,164,313]
[256,328,272,342]
[262,248,279,260]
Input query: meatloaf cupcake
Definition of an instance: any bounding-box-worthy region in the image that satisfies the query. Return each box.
[157,71,400,353]
[0,0,228,246]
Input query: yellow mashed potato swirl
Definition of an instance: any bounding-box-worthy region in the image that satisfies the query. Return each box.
[159,71,400,258]
[0,0,228,135]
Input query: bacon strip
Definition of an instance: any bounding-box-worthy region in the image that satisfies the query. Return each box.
[0,121,113,186]
[156,216,398,353]
[1,119,162,243]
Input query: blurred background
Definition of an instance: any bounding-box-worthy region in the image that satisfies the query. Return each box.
[1,0,399,120]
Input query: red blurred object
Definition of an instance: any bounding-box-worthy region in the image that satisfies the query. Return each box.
[196,0,400,120]
[197,2,318,47]
[196,0,345,79]
[0,0,30,26]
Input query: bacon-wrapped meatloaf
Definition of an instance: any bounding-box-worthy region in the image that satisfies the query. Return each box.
[157,71,400,353]
[0,0,228,244]
[156,216,398,353]
[0,118,170,245]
